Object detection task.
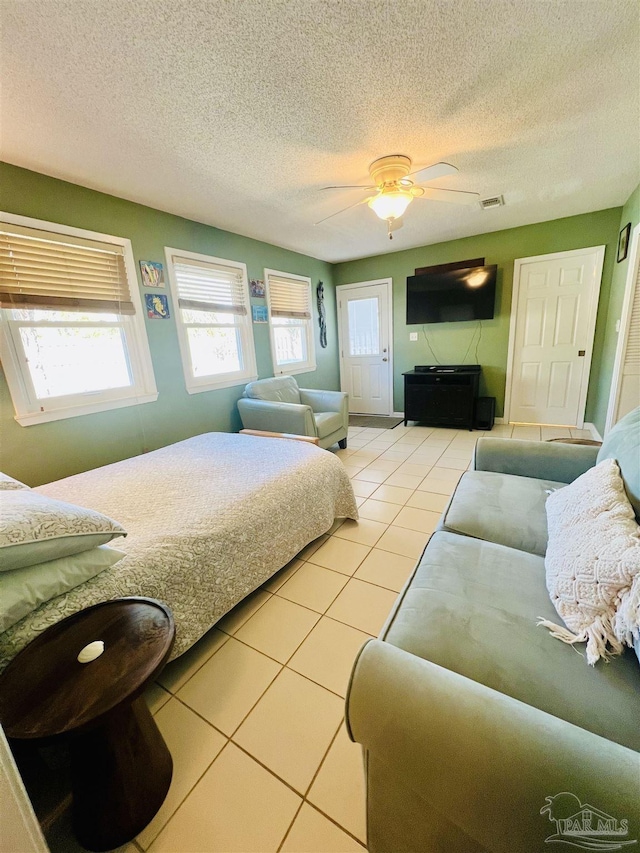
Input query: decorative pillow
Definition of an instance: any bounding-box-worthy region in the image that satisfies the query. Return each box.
[0,546,126,632]
[0,472,30,490]
[0,490,127,571]
[538,458,640,665]
[614,573,640,666]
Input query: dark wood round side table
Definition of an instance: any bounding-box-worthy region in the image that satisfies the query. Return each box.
[0,597,175,852]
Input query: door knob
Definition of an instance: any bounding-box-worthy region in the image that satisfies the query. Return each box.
[382,357,388,362]
[578,350,585,357]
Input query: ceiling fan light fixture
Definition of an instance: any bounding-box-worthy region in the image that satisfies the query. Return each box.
[368,190,413,221]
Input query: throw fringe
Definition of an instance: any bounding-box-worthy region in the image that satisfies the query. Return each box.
[614,582,640,646]
[537,615,623,666]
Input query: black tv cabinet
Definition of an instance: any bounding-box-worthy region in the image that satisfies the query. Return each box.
[402,365,481,430]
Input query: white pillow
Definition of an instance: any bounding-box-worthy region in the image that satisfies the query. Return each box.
[539,458,640,665]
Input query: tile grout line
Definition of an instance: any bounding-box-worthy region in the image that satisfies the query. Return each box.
[299,801,367,850]
[156,631,231,696]
[275,561,408,601]
[275,798,306,853]
[300,716,344,802]
[140,732,230,851]
[158,586,278,695]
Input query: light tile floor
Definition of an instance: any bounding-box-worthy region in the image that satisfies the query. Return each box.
[48,421,592,853]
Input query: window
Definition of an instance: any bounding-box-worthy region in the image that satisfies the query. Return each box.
[0,214,157,426]
[348,297,380,355]
[265,269,316,375]
[165,248,257,393]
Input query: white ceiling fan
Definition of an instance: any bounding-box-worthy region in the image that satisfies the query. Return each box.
[316,154,479,239]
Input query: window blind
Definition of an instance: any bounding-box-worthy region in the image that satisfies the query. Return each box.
[624,262,640,365]
[0,223,134,314]
[171,255,247,315]
[268,274,311,319]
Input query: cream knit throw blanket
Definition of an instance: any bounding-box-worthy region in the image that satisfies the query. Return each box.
[615,572,640,652]
[539,458,640,665]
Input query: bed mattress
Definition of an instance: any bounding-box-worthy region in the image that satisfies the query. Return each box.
[0,432,358,669]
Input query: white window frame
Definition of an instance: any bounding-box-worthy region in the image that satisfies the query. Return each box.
[165,247,257,393]
[0,212,158,427]
[264,268,316,376]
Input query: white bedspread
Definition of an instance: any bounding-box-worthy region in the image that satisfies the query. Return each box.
[0,432,357,669]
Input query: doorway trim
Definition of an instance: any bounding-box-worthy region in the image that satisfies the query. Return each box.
[605,222,640,435]
[336,278,394,416]
[504,246,605,428]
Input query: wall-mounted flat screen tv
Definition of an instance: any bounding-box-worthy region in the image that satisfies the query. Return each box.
[406,265,497,324]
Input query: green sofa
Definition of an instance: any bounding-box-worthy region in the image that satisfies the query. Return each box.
[346,408,640,853]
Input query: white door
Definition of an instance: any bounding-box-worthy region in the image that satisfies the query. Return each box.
[337,280,393,415]
[606,223,640,432]
[507,246,604,427]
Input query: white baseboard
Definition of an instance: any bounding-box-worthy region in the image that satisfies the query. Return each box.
[496,418,601,439]
[394,412,507,426]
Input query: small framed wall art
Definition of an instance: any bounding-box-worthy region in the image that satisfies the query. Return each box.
[145,293,170,319]
[140,260,165,287]
[250,279,265,298]
[252,305,268,323]
[617,223,631,263]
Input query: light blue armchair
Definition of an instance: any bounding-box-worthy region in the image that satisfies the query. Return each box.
[237,376,349,450]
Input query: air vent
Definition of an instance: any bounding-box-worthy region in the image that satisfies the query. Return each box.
[479,195,504,210]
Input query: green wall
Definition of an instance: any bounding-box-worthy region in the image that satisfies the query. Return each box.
[333,209,622,420]
[0,163,338,486]
[590,183,640,436]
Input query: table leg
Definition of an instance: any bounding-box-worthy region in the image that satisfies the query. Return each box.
[70,695,172,851]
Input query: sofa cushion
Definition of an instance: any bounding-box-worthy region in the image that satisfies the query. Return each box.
[244,376,300,405]
[598,405,640,517]
[382,530,640,752]
[314,411,344,439]
[440,470,565,556]
[542,458,640,665]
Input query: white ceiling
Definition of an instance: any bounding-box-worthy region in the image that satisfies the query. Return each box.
[1,0,639,263]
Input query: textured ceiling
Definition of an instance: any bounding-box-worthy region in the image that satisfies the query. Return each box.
[1,0,639,263]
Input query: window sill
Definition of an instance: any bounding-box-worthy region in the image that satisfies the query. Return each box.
[185,374,258,394]
[15,392,159,427]
[274,364,317,377]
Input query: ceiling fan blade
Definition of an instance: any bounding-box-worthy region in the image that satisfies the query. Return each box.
[314,196,373,225]
[415,187,480,205]
[405,162,459,182]
[319,185,375,191]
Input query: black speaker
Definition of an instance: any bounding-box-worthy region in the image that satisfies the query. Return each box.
[474,396,496,430]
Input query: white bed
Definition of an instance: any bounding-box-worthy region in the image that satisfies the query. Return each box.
[0,432,358,669]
